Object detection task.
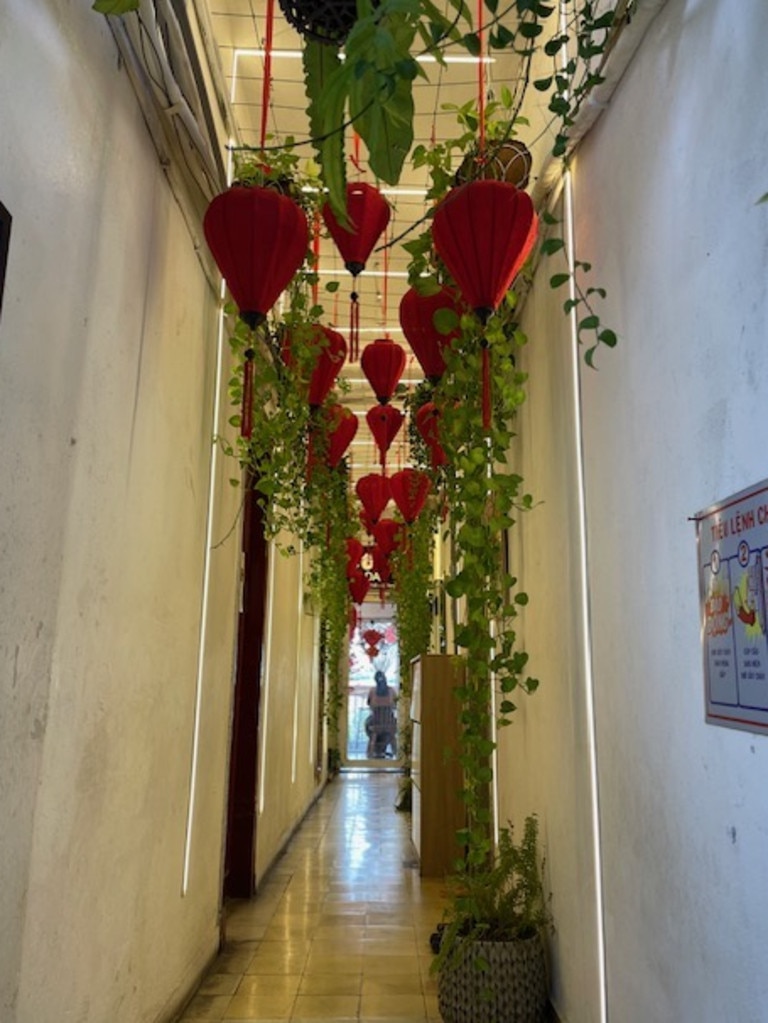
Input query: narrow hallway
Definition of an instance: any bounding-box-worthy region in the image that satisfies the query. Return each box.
[180,772,445,1022]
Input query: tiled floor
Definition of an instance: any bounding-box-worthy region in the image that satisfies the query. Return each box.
[178,771,447,1022]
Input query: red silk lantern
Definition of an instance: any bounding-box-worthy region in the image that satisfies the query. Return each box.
[432,181,538,431]
[355,473,391,525]
[370,546,392,584]
[366,405,404,468]
[399,287,463,382]
[349,570,370,605]
[363,628,383,647]
[283,325,347,409]
[346,537,365,578]
[322,183,391,360]
[324,404,358,467]
[415,401,448,467]
[203,186,308,328]
[390,468,430,524]
[365,644,380,660]
[431,181,538,322]
[372,518,403,556]
[361,338,406,404]
[359,509,377,535]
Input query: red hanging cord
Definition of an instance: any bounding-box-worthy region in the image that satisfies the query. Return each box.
[351,131,364,175]
[382,224,390,338]
[259,0,275,150]
[349,288,360,362]
[311,210,321,308]
[477,0,485,154]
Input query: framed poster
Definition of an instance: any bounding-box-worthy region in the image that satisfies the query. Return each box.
[0,200,11,321]
[695,478,768,733]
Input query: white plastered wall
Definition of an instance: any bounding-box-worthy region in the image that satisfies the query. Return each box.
[255,541,323,883]
[0,3,243,1020]
[500,1,768,1021]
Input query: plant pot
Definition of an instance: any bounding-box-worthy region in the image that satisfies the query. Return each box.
[277,0,358,45]
[456,141,533,190]
[437,933,548,1023]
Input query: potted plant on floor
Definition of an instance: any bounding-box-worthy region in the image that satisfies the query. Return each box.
[433,815,552,1023]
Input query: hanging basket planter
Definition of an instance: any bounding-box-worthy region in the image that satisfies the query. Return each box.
[456,140,533,191]
[277,0,358,45]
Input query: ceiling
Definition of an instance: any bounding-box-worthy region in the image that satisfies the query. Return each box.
[204,0,534,480]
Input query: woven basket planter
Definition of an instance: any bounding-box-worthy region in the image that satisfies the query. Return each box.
[277,0,358,45]
[437,933,548,1023]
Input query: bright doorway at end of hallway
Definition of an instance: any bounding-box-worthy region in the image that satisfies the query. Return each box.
[346,609,401,764]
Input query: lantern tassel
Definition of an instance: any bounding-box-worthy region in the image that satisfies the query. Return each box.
[350,289,360,362]
[241,349,255,439]
[481,342,491,432]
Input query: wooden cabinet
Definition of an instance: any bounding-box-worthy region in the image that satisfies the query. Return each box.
[410,654,465,877]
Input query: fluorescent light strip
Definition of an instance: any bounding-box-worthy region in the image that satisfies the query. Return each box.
[234,47,494,65]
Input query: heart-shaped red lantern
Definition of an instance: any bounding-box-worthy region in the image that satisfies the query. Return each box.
[431,181,538,323]
[372,518,404,556]
[283,325,347,409]
[355,473,391,525]
[324,404,358,467]
[390,468,431,524]
[361,338,406,404]
[366,405,404,468]
[399,287,463,382]
[348,570,370,606]
[203,186,308,328]
[363,628,384,647]
[415,402,448,467]
[346,537,365,578]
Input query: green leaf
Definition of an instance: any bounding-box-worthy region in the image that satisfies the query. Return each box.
[92,0,139,11]
[549,273,570,288]
[756,192,768,205]
[303,42,347,216]
[462,32,482,56]
[539,237,565,256]
[325,280,340,293]
[433,307,460,335]
[518,21,543,38]
[579,314,600,330]
[500,85,513,108]
[599,328,618,348]
[351,71,415,185]
[533,76,553,91]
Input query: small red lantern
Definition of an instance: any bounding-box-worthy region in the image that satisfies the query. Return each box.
[203,186,308,328]
[365,644,380,660]
[324,404,358,467]
[346,537,365,578]
[349,570,370,605]
[366,405,404,468]
[370,546,392,584]
[372,518,404,556]
[356,473,392,525]
[322,183,391,360]
[283,325,347,409]
[399,287,463,383]
[415,401,448,467]
[390,468,430,524]
[360,338,406,404]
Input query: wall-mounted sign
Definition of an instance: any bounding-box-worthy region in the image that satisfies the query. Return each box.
[0,200,11,322]
[695,479,768,734]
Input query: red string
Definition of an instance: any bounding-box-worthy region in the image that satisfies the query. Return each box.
[312,210,321,308]
[350,291,360,362]
[382,224,390,338]
[351,131,364,174]
[477,0,485,154]
[259,0,275,150]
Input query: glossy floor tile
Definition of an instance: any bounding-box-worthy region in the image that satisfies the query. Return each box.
[177,771,448,1022]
